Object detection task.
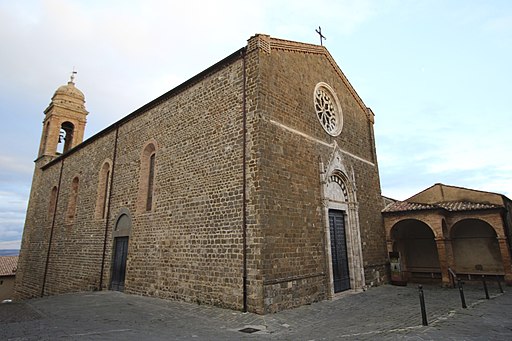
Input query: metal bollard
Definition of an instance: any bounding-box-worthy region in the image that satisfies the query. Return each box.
[418,285,428,326]
[496,275,504,294]
[482,275,490,299]
[457,279,467,309]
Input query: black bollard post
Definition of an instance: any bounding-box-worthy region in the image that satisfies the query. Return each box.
[496,275,504,294]
[482,275,489,299]
[418,285,428,326]
[457,279,467,309]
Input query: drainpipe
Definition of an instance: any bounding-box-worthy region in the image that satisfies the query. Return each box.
[41,159,65,297]
[99,126,119,290]
[241,48,248,312]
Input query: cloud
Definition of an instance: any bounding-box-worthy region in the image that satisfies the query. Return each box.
[0,240,21,250]
[0,189,28,247]
[0,155,33,176]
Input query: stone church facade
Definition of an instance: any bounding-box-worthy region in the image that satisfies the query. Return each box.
[15,34,388,314]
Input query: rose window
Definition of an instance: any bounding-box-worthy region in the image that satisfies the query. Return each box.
[314,83,343,136]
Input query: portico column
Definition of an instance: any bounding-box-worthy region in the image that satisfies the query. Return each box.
[444,238,455,272]
[497,237,512,285]
[435,238,451,287]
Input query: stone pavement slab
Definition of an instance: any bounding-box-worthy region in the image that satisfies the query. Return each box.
[1,283,511,340]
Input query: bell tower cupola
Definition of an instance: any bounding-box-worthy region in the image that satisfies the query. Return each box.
[37,71,89,160]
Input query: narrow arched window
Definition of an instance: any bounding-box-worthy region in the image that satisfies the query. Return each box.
[48,186,58,221]
[146,153,155,211]
[137,142,157,212]
[95,161,112,219]
[66,177,79,225]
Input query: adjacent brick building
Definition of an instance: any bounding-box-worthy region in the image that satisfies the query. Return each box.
[15,34,388,313]
[383,183,512,286]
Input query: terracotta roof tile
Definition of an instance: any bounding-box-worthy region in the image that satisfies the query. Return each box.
[383,201,502,213]
[0,256,18,277]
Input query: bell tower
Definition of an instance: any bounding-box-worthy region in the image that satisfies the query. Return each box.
[37,72,88,162]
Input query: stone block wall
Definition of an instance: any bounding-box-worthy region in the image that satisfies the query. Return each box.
[250,37,387,312]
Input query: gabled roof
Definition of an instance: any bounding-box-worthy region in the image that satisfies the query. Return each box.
[0,256,18,277]
[406,183,508,205]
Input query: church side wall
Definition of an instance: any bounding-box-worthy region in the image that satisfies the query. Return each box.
[254,46,387,312]
[17,56,250,311]
[103,58,246,310]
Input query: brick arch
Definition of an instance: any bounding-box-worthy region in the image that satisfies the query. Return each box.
[389,219,441,279]
[448,215,504,238]
[386,217,437,241]
[95,159,112,219]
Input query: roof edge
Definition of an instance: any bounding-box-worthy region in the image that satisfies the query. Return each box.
[42,47,245,170]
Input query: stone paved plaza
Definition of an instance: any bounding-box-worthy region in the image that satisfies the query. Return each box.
[1,282,511,340]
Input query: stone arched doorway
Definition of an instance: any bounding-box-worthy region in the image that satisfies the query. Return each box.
[110,209,132,292]
[322,148,365,295]
[451,219,503,275]
[391,219,441,281]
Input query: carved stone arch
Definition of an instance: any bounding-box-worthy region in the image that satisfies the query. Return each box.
[321,145,365,296]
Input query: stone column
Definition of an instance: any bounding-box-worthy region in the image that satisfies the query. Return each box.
[444,238,455,268]
[497,237,512,285]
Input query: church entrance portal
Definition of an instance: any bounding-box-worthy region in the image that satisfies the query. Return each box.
[110,236,129,291]
[329,210,351,292]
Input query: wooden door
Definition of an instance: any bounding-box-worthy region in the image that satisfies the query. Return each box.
[329,210,351,292]
[110,237,129,291]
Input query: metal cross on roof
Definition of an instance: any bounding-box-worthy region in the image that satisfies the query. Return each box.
[315,26,326,46]
[70,67,77,83]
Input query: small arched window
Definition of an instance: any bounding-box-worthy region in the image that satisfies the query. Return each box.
[138,142,157,212]
[95,161,112,219]
[66,176,80,225]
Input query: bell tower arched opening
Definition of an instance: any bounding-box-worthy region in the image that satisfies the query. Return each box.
[58,121,75,154]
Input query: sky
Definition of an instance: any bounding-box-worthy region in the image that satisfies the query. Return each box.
[0,0,511,250]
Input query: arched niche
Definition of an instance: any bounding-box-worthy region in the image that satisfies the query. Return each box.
[450,219,503,274]
[390,219,440,276]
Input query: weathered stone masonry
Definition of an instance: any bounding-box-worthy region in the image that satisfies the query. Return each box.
[15,34,388,314]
